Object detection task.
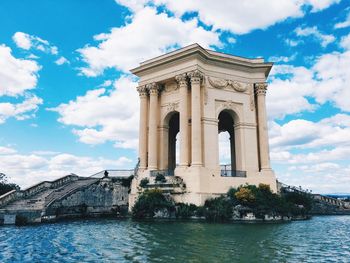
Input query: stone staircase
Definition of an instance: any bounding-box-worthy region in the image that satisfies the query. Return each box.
[0,178,99,213]
[143,176,186,194]
[1,189,54,212]
[44,178,98,207]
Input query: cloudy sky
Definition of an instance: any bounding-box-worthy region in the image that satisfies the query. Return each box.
[0,0,349,193]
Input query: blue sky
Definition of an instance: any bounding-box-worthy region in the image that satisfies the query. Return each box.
[0,0,349,193]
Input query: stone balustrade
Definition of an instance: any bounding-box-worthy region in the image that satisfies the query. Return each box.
[0,190,21,207]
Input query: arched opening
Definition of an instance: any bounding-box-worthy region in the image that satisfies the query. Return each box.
[218,110,236,176]
[167,112,179,175]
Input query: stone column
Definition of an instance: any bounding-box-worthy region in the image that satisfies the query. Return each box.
[188,70,203,166]
[175,73,189,167]
[255,82,271,170]
[147,83,159,170]
[137,86,148,169]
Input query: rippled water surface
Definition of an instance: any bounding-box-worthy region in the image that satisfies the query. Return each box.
[1,216,350,262]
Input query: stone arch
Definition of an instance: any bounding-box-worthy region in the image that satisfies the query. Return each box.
[159,110,179,174]
[218,109,239,176]
[215,102,241,124]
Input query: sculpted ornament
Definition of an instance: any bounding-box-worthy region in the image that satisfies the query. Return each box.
[208,77,248,92]
[166,102,179,111]
[175,73,188,86]
[187,70,203,84]
[164,83,178,93]
[254,83,268,96]
[136,85,148,97]
[146,83,160,95]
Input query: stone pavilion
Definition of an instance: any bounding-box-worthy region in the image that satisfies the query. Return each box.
[129,44,276,206]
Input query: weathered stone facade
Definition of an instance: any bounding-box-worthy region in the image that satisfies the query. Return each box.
[0,174,131,225]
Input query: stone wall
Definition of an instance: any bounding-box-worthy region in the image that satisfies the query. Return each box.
[45,177,129,219]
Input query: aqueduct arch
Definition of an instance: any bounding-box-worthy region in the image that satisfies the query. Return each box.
[129,44,277,206]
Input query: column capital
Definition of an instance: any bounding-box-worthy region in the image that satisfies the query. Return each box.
[254,82,268,96]
[146,82,160,95]
[175,73,188,86]
[137,85,148,97]
[187,70,203,84]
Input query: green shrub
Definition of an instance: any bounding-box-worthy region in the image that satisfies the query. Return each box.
[139,178,149,188]
[155,173,166,183]
[203,196,232,222]
[132,189,174,219]
[176,203,198,218]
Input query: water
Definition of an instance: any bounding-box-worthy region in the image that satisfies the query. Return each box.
[1,216,350,263]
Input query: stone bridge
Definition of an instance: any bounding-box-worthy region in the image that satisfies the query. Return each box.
[0,170,133,225]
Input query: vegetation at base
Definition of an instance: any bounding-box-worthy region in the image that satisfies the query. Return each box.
[132,189,174,219]
[121,175,134,188]
[203,196,232,221]
[155,173,166,183]
[0,173,20,196]
[132,184,313,221]
[175,203,204,218]
[139,178,149,188]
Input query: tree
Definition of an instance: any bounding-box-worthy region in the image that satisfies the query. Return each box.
[0,173,20,196]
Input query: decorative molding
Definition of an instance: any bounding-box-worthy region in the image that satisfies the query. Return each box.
[165,102,179,112]
[221,100,236,109]
[164,83,178,93]
[146,82,160,95]
[234,122,257,129]
[208,77,248,92]
[202,117,219,125]
[187,70,203,84]
[204,87,208,105]
[175,73,188,86]
[249,88,255,111]
[136,85,148,97]
[254,82,268,96]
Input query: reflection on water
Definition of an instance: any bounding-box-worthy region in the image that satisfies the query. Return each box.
[0,216,349,262]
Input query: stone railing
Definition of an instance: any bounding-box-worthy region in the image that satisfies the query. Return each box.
[50,174,79,189]
[0,190,21,208]
[22,182,52,198]
[89,169,134,178]
[21,174,79,198]
[220,165,246,177]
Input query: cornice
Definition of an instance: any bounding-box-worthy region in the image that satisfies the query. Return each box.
[130,43,273,78]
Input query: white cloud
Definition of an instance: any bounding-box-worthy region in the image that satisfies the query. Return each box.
[12,32,32,50]
[267,65,317,119]
[55,56,69,65]
[269,54,297,63]
[334,11,350,29]
[269,113,350,193]
[267,38,350,118]
[116,0,339,34]
[295,26,335,47]
[312,50,350,111]
[0,44,41,97]
[0,148,133,188]
[0,146,17,155]
[305,0,340,12]
[13,32,59,55]
[277,164,350,194]
[49,75,139,149]
[285,38,301,47]
[0,95,43,124]
[218,131,231,164]
[78,7,220,76]
[340,34,350,49]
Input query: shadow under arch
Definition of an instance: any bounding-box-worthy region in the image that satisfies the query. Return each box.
[163,110,179,174]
